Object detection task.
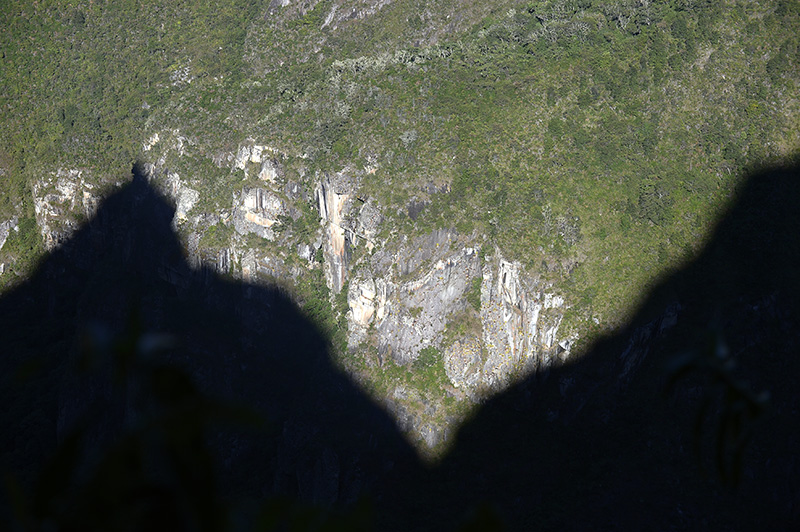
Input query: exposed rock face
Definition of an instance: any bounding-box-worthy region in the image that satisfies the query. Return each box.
[347,276,388,339]
[165,172,199,223]
[347,230,483,365]
[377,248,481,365]
[0,217,19,253]
[26,143,574,454]
[142,132,160,151]
[478,256,567,392]
[354,200,381,252]
[384,228,453,277]
[316,171,359,293]
[240,249,258,282]
[443,337,483,390]
[234,143,282,182]
[135,140,316,289]
[346,233,571,406]
[346,233,570,395]
[233,187,286,240]
[259,158,281,183]
[32,169,98,250]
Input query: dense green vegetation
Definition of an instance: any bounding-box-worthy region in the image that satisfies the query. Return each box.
[1,0,798,334]
[466,277,482,312]
[200,222,235,249]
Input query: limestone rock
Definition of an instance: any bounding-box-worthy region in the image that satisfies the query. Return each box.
[32,169,97,250]
[347,276,389,344]
[165,172,199,223]
[284,181,307,201]
[376,249,481,365]
[241,249,258,282]
[0,217,19,253]
[233,187,286,240]
[443,337,483,390]
[297,243,314,263]
[316,170,359,293]
[479,254,567,392]
[259,158,281,182]
[348,233,481,366]
[234,143,282,181]
[355,200,382,250]
[142,132,160,152]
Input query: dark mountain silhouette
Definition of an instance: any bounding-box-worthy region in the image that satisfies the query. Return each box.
[381,160,800,532]
[0,165,420,530]
[1,160,799,531]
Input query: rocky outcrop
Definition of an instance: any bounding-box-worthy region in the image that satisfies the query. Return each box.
[164,172,199,223]
[0,217,19,253]
[476,256,567,392]
[234,143,282,182]
[32,169,98,250]
[348,276,388,336]
[347,237,571,399]
[443,337,483,390]
[23,142,573,455]
[378,248,481,365]
[316,170,359,293]
[25,151,573,454]
[353,200,381,252]
[347,230,482,365]
[233,187,287,240]
[137,140,317,292]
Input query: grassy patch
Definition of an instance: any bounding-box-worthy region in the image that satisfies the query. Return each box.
[199,223,233,250]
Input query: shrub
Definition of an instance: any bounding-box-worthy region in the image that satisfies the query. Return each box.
[466,277,482,312]
[414,346,441,370]
[637,178,673,226]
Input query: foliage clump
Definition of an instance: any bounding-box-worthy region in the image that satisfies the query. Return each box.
[466,277,482,312]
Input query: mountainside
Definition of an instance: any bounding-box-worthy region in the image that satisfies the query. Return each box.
[2,2,800,530]
[1,0,799,452]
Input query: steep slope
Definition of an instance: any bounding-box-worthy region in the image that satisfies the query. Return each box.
[1,0,799,450]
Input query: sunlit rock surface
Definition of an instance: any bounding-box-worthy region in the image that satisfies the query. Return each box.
[32,169,98,250]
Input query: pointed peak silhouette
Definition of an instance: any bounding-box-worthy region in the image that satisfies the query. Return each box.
[0,164,420,528]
